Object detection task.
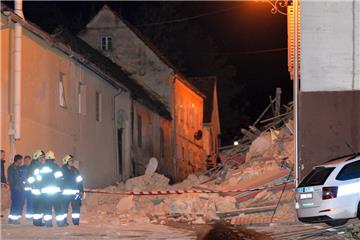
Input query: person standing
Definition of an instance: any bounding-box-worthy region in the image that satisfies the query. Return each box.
[38,151,65,227]
[27,150,46,226]
[7,154,25,224]
[1,150,7,185]
[21,155,33,220]
[61,154,83,225]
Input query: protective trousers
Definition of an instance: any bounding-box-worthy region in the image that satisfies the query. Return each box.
[8,188,25,222]
[32,193,43,226]
[25,190,33,219]
[43,193,64,227]
[63,194,81,225]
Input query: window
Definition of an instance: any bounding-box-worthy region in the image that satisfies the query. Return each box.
[298,167,335,187]
[336,161,360,181]
[78,83,87,115]
[160,128,165,159]
[180,97,184,123]
[182,146,185,161]
[137,115,142,147]
[95,92,102,122]
[59,73,67,108]
[187,149,190,162]
[101,36,112,51]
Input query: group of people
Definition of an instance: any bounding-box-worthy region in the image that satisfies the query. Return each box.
[1,149,84,227]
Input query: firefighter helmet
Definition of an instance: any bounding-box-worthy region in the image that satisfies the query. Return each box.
[45,150,56,160]
[33,150,45,160]
[62,154,73,164]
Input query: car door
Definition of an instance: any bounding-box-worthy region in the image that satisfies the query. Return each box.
[335,160,360,216]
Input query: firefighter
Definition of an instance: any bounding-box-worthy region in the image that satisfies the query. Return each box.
[21,155,33,220]
[38,151,65,227]
[61,154,83,226]
[27,150,46,226]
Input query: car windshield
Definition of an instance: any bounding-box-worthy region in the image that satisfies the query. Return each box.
[299,167,335,187]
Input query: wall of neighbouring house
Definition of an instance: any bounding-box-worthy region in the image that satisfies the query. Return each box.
[299,1,360,179]
[78,5,173,107]
[132,101,172,177]
[1,15,125,188]
[174,78,205,181]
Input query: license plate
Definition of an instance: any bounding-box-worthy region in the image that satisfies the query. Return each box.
[297,187,314,193]
[300,193,313,199]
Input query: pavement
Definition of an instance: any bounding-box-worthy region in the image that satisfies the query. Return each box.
[247,219,360,240]
[1,219,196,240]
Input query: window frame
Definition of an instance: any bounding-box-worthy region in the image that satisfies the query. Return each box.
[59,73,67,108]
[101,36,112,51]
[95,91,102,122]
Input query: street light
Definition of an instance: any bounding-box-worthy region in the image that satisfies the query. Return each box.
[255,0,291,15]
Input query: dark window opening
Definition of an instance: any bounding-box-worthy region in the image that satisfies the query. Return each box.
[336,161,360,181]
[299,167,335,187]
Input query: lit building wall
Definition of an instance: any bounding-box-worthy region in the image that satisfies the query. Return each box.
[298,1,360,179]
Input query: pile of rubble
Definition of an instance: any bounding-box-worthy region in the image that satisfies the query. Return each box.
[84,123,296,226]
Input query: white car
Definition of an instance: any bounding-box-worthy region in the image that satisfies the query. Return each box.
[295,154,360,226]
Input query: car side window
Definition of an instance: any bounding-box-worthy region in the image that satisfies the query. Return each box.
[336,160,360,181]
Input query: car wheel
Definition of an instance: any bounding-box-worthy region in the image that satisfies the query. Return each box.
[325,219,348,227]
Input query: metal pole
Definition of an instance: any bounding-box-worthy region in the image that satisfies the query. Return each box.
[293,0,300,187]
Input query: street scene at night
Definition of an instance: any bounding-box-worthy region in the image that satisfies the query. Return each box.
[1,1,360,239]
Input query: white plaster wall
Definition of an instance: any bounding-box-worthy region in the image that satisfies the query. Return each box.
[300,1,360,91]
[78,6,173,107]
[1,18,128,188]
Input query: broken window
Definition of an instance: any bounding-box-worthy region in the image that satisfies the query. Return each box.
[78,83,87,115]
[137,115,142,147]
[101,36,112,51]
[96,91,102,122]
[59,73,67,108]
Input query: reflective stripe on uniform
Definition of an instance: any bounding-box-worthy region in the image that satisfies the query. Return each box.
[34,169,40,175]
[41,186,61,194]
[31,189,41,195]
[24,187,32,191]
[33,214,43,220]
[40,167,52,174]
[36,175,42,181]
[8,215,21,220]
[25,214,33,219]
[72,213,80,219]
[54,171,63,178]
[56,215,65,221]
[76,176,83,182]
[27,176,35,184]
[43,215,52,221]
[62,189,79,195]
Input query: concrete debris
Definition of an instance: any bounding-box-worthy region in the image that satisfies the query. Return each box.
[145,157,158,176]
[82,98,296,226]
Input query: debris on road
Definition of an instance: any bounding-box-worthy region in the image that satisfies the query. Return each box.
[82,95,297,226]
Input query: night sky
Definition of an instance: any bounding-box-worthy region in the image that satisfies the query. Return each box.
[5,1,293,146]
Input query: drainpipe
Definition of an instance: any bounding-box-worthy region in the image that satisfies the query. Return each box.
[14,0,23,140]
[9,0,24,162]
[293,0,300,187]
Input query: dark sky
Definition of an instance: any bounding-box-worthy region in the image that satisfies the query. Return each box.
[6,1,292,145]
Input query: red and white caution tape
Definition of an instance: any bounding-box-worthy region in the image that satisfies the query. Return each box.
[84,180,294,196]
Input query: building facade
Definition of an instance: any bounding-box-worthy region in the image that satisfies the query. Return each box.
[1,5,171,187]
[289,1,360,179]
[78,5,208,181]
[190,77,221,168]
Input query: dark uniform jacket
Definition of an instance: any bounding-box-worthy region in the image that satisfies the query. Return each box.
[7,163,24,191]
[61,165,83,193]
[37,160,62,194]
